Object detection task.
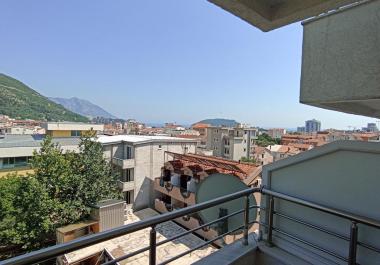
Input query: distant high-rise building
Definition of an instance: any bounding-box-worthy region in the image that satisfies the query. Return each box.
[367,123,378,132]
[305,119,321,133]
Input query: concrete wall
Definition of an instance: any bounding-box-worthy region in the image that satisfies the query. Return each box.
[300,1,380,118]
[133,142,196,210]
[261,141,380,264]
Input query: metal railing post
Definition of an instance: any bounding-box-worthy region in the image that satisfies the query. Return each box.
[348,221,358,265]
[267,196,274,247]
[243,195,250,246]
[149,225,157,265]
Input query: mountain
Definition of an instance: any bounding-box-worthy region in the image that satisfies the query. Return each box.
[0,73,88,122]
[195,118,239,127]
[49,97,117,119]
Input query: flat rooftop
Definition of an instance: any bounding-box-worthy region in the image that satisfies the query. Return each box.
[0,134,80,148]
[97,134,198,145]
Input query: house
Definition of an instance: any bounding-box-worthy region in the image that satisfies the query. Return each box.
[251,146,273,166]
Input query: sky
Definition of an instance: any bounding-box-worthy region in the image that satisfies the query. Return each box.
[0,1,377,129]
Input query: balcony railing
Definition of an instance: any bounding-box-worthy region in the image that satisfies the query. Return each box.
[117,180,134,191]
[112,157,134,169]
[2,187,380,265]
[153,178,196,205]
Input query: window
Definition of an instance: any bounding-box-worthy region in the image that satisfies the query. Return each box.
[121,168,134,182]
[125,191,134,204]
[126,146,132,159]
[71,130,81,137]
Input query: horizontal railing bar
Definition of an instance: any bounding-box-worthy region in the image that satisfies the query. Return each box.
[262,188,380,229]
[103,208,247,265]
[273,227,348,262]
[274,210,380,254]
[358,241,380,255]
[2,188,260,265]
[158,225,244,265]
[274,211,349,241]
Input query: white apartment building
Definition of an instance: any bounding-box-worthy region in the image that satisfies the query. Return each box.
[98,135,197,210]
[206,126,258,161]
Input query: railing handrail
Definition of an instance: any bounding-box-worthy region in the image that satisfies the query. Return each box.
[1,187,260,265]
[261,187,380,229]
[3,186,380,265]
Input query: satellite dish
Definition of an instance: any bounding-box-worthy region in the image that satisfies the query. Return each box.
[196,173,257,235]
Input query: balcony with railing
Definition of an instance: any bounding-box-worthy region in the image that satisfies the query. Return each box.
[154,177,196,205]
[117,180,134,192]
[4,184,380,265]
[112,157,134,169]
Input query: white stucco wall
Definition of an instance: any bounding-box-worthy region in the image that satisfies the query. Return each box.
[261,141,380,264]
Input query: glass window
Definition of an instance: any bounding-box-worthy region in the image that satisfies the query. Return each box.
[71,130,81,137]
[126,146,132,159]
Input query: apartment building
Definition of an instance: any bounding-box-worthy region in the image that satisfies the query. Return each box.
[98,135,197,210]
[154,152,261,245]
[206,126,258,161]
[267,128,286,139]
[305,119,321,133]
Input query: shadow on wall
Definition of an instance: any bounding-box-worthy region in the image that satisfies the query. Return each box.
[133,177,155,211]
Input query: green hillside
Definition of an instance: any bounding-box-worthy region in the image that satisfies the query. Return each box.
[0,73,89,122]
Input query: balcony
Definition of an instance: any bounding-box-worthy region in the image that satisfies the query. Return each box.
[5,184,380,265]
[112,157,134,169]
[154,178,196,205]
[117,180,134,192]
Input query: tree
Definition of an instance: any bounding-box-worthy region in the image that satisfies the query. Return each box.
[0,174,56,252]
[0,133,120,254]
[255,133,280,147]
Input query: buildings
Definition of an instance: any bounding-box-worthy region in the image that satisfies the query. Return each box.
[154,152,261,245]
[0,134,81,177]
[305,119,321,133]
[267,128,286,139]
[365,123,379,132]
[266,144,300,162]
[42,122,104,137]
[251,146,273,166]
[206,126,258,161]
[4,1,380,265]
[98,135,198,210]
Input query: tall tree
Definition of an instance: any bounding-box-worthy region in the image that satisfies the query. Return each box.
[0,133,120,255]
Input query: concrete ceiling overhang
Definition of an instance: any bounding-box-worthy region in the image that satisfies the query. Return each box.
[208,0,361,31]
[300,0,380,118]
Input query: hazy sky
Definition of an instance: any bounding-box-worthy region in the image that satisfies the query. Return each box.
[0,1,377,129]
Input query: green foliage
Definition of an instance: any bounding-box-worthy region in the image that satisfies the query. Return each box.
[0,134,120,252]
[0,73,88,122]
[255,133,280,147]
[240,157,256,164]
[0,174,56,250]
